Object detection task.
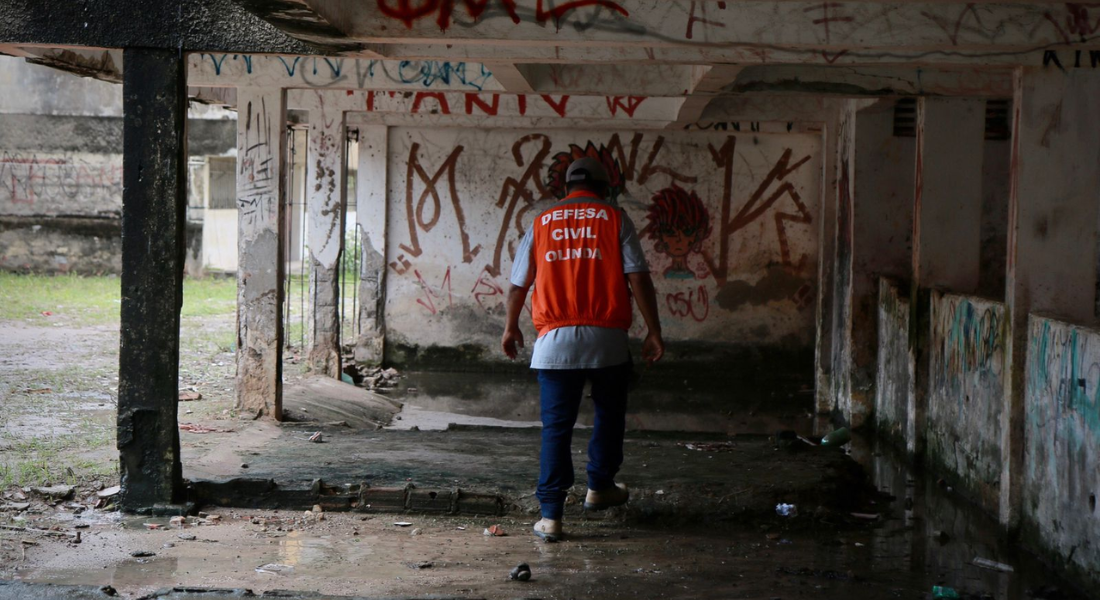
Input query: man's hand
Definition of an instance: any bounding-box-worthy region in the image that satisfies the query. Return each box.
[502,326,525,360]
[642,330,665,365]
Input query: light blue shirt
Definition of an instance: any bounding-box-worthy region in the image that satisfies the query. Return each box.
[509,201,649,370]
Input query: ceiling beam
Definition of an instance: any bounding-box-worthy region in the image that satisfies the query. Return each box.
[301,0,1100,66]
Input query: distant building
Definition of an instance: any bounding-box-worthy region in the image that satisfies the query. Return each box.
[0,56,237,275]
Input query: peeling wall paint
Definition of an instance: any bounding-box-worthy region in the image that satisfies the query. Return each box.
[875,277,912,448]
[362,127,821,368]
[927,291,1005,513]
[1023,315,1100,588]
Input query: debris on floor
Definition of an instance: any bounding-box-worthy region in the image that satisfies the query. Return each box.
[510,562,532,581]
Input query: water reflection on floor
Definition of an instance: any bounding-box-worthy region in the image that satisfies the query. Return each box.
[387,369,817,436]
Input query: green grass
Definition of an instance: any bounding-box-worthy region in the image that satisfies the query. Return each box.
[0,273,239,324]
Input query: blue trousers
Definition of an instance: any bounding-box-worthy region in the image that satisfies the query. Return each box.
[536,362,631,520]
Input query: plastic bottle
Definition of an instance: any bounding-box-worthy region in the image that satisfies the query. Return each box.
[820,427,851,447]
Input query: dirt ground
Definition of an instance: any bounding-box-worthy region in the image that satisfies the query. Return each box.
[0,275,1093,600]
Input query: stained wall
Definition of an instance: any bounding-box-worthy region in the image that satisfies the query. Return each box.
[1023,316,1100,588]
[927,291,1006,513]
[359,127,822,370]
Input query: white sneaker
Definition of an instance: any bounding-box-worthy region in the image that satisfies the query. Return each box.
[532,518,562,542]
[584,483,629,511]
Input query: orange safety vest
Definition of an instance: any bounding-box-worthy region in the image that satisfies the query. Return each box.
[531,191,633,336]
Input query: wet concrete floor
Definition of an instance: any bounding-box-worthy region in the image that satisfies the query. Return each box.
[2,371,1092,600]
[3,429,1090,600]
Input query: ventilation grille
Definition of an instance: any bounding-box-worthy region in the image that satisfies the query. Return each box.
[892,98,917,137]
[985,99,1012,141]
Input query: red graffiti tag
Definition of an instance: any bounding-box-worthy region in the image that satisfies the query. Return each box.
[541,95,571,118]
[606,96,646,117]
[666,286,710,322]
[465,93,500,116]
[414,267,453,315]
[471,269,506,310]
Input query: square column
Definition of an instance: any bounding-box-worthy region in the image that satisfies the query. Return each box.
[236,87,287,420]
[907,97,986,456]
[301,92,348,378]
[814,110,841,416]
[354,126,390,366]
[844,101,915,428]
[912,98,986,292]
[1001,68,1100,527]
[117,49,187,510]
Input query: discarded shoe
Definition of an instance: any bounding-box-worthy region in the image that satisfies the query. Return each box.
[532,518,562,542]
[584,483,629,511]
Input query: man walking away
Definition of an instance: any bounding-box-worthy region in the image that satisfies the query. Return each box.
[501,157,665,542]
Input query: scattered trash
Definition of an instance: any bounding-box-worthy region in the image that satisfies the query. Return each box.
[340,372,355,385]
[972,557,1014,573]
[820,427,851,447]
[456,526,466,531]
[97,486,121,498]
[932,585,961,599]
[410,528,422,536]
[655,490,665,495]
[510,563,532,582]
[308,431,323,443]
[40,311,53,316]
[178,423,235,434]
[169,516,185,528]
[394,522,413,527]
[129,550,156,558]
[850,512,880,521]
[776,503,798,517]
[484,525,507,536]
[255,563,293,575]
[680,441,737,452]
[177,533,197,541]
[178,391,202,402]
[144,523,162,530]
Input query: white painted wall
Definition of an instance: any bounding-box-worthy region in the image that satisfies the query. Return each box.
[361,127,821,362]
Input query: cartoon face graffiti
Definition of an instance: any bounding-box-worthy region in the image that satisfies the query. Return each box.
[546,141,626,202]
[644,185,712,280]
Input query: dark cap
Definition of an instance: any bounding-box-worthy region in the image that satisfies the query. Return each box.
[565,157,610,186]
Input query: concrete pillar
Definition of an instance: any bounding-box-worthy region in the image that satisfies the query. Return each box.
[301,92,348,378]
[844,101,915,428]
[907,97,986,456]
[814,111,840,417]
[912,97,985,293]
[354,126,389,366]
[236,87,287,420]
[1001,67,1100,527]
[829,102,857,422]
[117,48,187,510]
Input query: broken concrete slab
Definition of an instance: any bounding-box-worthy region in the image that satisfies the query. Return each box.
[281,377,402,429]
[0,581,118,600]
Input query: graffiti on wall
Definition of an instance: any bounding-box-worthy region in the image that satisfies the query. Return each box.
[0,152,122,208]
[933,295,1005,392]
[376,0,629,30]
[1028,318,1100,437]
[643,185,712,280]
[237,97,279,227]
[381,128,819,349]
